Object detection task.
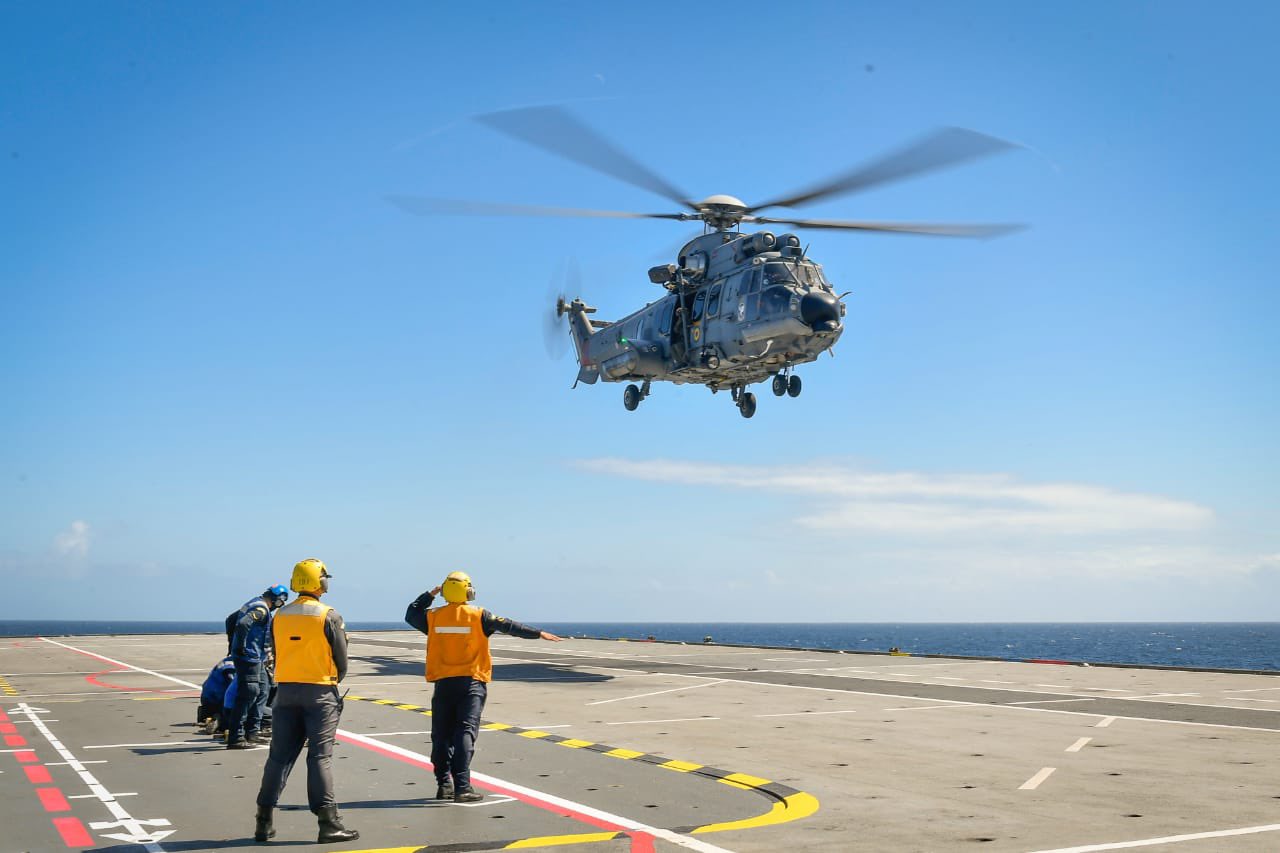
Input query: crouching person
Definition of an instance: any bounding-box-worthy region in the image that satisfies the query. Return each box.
[253,558,358,844]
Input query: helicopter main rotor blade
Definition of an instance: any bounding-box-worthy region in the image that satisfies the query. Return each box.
[748,127,1021,213]
[747,215,1025,239]
[474,106,697,212]
[388,195,689,221]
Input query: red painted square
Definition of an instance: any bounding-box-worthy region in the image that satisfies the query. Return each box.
[37,787,71,812]
[0,722,17,734]
[53,816,94,847]
[25,765,53,784]
[15,749,38,762]
[4,734,28,747]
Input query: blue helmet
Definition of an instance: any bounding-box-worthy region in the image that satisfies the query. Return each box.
[265,584,289,605]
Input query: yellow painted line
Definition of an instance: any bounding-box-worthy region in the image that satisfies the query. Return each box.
[343,847,424,853]
[482,722,512,731]
[604,747,644,759]
[347,695,366,701]
[721,772,771,789]
[505,832,621,848]
[395,704,422,711]
[557,739,594,749]
[694,791,820,834]
[518,730,551,739]
[373,699,399,705]
[659,759,702,773]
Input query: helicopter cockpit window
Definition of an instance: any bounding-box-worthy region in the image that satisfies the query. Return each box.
[746,268,762,293]
[707,285,721,317]
[691,290,705,323]
[794,263,831,290]
[760,286,792,317]
[659,301,673,335]
[763,262,800,286]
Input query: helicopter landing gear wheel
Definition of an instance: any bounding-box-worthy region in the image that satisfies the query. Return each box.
[623,384,641,411]
[738,391,757,419]
[787,375,802,398]
[772,375,787,396]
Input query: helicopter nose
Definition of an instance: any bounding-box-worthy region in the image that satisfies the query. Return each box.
[800,291,841,332]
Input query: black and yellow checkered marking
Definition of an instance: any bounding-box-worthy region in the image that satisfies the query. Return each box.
[345,693,819,836]
[0,675,18,696]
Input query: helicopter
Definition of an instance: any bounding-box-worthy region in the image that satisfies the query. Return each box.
[393,107,1022,418]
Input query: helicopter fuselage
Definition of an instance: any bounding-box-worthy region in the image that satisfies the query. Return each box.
[565,229,844,404]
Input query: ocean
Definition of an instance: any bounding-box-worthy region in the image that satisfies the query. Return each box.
[2,621,1276,672]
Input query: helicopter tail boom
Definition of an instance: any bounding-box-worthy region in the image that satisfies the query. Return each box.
[561,298,600,385]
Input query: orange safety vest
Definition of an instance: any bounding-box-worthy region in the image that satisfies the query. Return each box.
[273,596,339,685]
[426,603,491,682]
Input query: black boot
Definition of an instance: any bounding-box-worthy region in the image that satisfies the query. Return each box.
[315,805,359,843]
[254,805,275,843]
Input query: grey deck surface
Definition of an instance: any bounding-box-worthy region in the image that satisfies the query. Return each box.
[1,632,1278,852]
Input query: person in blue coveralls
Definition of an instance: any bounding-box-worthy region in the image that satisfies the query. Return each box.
[226,585,288,749]
[198,655,235,735]
[404,570,562,802]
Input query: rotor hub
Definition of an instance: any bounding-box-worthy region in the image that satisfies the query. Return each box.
[695,194,748,230]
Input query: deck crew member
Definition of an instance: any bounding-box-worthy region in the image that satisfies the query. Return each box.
[227,584,288,748]
[198,655,235,735]
[253,558,358,844]
[405,571,562,802]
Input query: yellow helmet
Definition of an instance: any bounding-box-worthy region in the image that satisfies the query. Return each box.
[441,570,475,604]
[291,558,330,594]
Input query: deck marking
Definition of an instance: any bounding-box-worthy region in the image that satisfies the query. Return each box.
[348,692,821,836]
[84,740,212,749]
[607,716,721,725]
[69,791,137,799]
[1065,737,1092,752]
[1019,767,1057,790]
[53,816,95,847]
[586,680,728,706]
[1007,698,1096,705]
[336,729,736,853]
[38,786,72,812]
[15,702,175,848]
[39,638,199,691]
[1095,717,1116,727]
[364,730,432,737]
[755,709,860,717]
[1026,822,1280,852]
[879,703,980,712]
[25,764,53,783]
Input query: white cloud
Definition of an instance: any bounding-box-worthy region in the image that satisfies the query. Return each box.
[576,459,1212,536]
[53,520,91,558]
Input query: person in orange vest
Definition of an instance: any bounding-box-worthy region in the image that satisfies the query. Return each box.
[404,570,562,802]
[252,558,359,844]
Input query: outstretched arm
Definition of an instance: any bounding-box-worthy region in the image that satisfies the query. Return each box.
[482,610,563,641]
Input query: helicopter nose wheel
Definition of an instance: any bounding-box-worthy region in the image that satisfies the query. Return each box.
[771,375,787,397]
[787,374,802,398]
[623,381,651,412]
[738,391,757,419]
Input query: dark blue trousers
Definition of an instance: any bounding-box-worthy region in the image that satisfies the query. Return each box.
[430,677,487,789]
[229,660,264,744]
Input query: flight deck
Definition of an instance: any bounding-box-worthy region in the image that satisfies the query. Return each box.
[1,632,1277,852]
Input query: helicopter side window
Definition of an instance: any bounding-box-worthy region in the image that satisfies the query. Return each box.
[691,290,705,323]
[707,285,721,317]
[747,269,761,293]
[659,300,673,335]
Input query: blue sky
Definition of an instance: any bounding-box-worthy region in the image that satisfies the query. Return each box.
[2,2,1277,622]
